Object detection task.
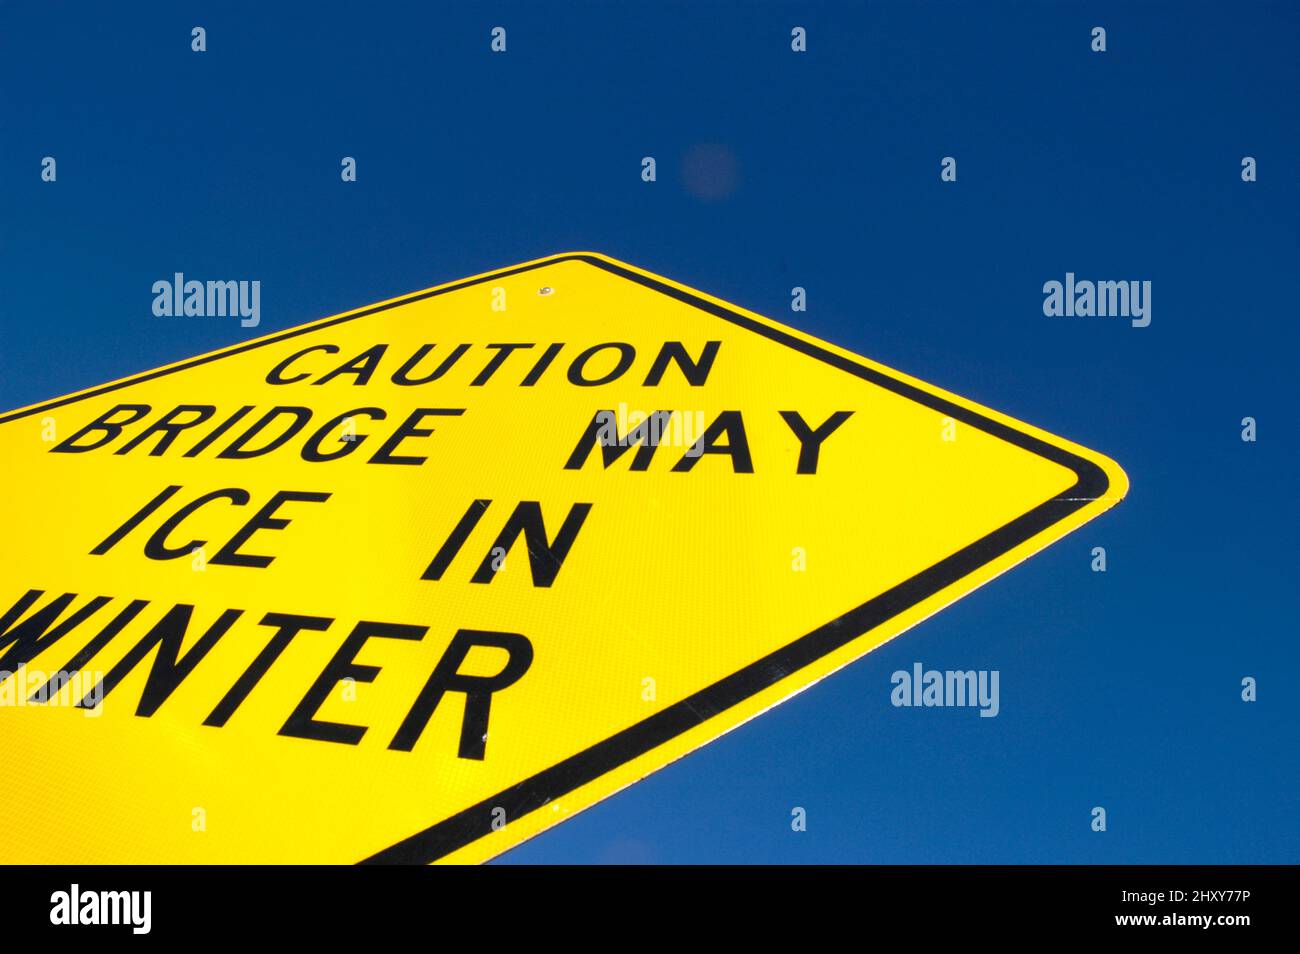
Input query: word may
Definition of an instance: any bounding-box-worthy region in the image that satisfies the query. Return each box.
[152,273,261,328]
[569,409,855,475]
[50,884,151,934]
[1042,272,1151,327]
[890,662,1000,717]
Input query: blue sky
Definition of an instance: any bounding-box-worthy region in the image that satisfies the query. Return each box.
[2,1,1296,862]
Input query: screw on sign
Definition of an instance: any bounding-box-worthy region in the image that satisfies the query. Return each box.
[0,253,1125,863]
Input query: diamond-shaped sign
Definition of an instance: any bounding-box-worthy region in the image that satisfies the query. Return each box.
[0,253,1126,862]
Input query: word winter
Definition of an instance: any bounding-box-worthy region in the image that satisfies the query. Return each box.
[1,589,534,760]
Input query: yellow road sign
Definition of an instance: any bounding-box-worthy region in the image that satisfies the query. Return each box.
[0,252,1126,863]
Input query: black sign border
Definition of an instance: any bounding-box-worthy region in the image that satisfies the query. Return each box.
[0,254,1112,864]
